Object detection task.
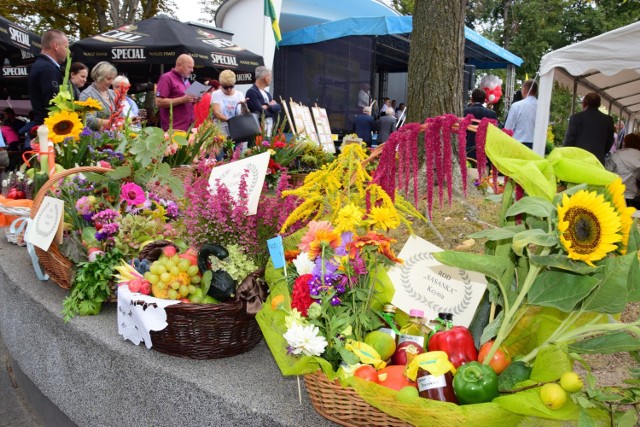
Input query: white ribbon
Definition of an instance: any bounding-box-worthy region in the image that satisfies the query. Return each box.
[22,217,49,281]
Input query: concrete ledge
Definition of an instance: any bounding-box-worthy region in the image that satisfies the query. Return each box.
[0,239,335,426]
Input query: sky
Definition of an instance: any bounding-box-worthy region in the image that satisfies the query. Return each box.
[174,0,211,24]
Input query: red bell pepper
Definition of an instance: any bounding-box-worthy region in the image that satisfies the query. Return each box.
[428,326,477,368]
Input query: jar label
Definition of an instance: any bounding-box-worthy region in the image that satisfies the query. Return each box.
[397,334,425,347]
[417,374,446,392]
[378,328,396,340]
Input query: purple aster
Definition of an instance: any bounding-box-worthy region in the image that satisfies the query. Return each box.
[336,232,353,256]
[312,257,339,282]
[330,296,341,306]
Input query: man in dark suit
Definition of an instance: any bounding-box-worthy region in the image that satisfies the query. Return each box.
[463,88,498,160]
[377,107,396,145]
[354,106,377,146]
[246,66,281,135]
[28,29,69,126]
[563,93,614,165]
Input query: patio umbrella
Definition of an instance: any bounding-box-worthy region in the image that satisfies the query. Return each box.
[71,14,263,87]
[0,16,41,100]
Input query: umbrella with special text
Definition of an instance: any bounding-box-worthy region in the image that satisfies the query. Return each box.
[0,15,41,100]
[71,14,263,87]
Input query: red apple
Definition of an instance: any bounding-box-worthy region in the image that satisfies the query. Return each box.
[391,341,426,366]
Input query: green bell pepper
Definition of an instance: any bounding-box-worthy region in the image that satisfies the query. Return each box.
[453,361,499,404]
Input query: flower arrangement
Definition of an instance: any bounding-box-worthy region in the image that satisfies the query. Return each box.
[180,156,300,267]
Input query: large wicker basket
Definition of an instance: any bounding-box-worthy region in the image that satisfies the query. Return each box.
[149,296,263,359]
[30,166,112,289]
[304,371,411,427]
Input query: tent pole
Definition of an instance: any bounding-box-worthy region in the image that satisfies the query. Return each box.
[570,80,578,115]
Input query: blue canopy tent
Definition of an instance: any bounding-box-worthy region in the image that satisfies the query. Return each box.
[272,15,522,134]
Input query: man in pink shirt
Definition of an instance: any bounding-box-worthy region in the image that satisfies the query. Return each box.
[156,54,197,131]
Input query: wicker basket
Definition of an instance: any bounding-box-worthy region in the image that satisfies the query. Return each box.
[0,204,31,246]
[30,166,112,289]
[304,371,411,427]
[149,296,263,359]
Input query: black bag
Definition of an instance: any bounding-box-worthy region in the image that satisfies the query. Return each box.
[227,102,260,143]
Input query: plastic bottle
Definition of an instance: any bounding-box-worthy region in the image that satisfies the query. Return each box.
[378,304,399,339]
[397,309,432,348]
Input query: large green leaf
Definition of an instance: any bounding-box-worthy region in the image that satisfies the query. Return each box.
[469,225,524,241]
[546,147,618,186]
[529,254,600,275]
[494,388,580,421]
[626,223,640,301]
[485,124,557,200]
[105,165,132,180]
[568,332,640,355]
[505,196,555,219]
[581,252,636,313]
[511,229,558,257]
[530,344,572,382]
[528,270,600,312]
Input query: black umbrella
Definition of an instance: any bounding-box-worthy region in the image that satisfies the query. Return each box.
[0,16,41,100]
[71,14,263,87]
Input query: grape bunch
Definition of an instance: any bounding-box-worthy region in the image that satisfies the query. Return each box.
[144,254,201,300]
[133,258,151,275]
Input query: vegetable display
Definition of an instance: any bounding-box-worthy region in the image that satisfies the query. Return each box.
[452,361,499,405]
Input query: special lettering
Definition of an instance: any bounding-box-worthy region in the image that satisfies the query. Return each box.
[2,66,28,77]
[9,27,29,47]
[202,39,235,49]
[210,54,238,66]
[111,48,146,60]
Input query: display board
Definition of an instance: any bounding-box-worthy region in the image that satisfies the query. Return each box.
[311,106,336,153]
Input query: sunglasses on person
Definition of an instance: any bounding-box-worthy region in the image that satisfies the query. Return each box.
[222,85,234,90]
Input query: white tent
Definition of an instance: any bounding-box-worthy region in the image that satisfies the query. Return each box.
[533,21,640,155]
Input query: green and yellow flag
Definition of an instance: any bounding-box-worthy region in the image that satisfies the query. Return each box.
[264,0,282,46]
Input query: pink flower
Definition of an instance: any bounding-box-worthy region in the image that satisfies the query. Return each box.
[298,221,333,254]
[120,182,146,206]
[98,160,111,169]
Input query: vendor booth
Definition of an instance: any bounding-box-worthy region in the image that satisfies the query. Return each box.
[0,15,41,102]
[533,21,640,155]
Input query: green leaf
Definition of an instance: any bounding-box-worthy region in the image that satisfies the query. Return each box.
[529,254,600,275]
[578,408,598,427]
[581,253,636,313]
[493,388,580,420]
[617,410,639,427]
[528,270,600,312]
[469,225,524,241]
[106,165,132,180]
[547,147,618,186]
[480,310,504,344]
[511,229,558,256]
[505,196,555,219]
[82,172,108,183]
[530,344,572,382]
[568,332,640,355]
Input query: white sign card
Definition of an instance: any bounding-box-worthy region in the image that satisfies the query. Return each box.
[25,196,64,251]
[289,101,307,136]
[300,106,320,144]
[208,151,270,215]
[387,235,487,327]
[311,107,336,153]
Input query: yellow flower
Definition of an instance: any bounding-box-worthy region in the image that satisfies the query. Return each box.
[334,203,364,233]
[557,190,622,266]
[74,98,102,111]
[44,110,83,143]
[367,206,401,231]
[606,178,636,254]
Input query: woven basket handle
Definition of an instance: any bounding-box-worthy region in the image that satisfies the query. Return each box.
[30,166,112,219]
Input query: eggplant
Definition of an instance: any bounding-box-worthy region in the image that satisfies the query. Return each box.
[207,270,236,301]
[197,243,229,274]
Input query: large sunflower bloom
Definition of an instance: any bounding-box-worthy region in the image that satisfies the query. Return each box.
[606,178,636,254]
[557,190,622,266]
[44,111,83,143]
[74,98,102,111]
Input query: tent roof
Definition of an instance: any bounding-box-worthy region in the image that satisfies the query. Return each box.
[539,21,640,117]
[280,16,523,69]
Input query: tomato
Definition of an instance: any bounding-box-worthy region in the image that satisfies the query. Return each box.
[377,365,416,391]
[478,340,511,374]
[354,365,379,383]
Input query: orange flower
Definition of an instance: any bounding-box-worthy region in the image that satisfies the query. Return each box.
[285,250,301,263]
[299,220,333,253]
[307,228,341,258]
[349,232,402,264]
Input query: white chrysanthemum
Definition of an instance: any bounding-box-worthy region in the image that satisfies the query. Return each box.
[283,323,328,357]
[292,251,315,275]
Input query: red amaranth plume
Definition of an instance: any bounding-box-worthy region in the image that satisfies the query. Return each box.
[474,117,497,180]
[441,114,458,206]
[457,114,473,197]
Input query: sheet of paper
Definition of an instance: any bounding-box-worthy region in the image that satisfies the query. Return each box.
[387,235,488,327]
[24,196,64,251]
[185,81,210,98]
[208,151,270,215]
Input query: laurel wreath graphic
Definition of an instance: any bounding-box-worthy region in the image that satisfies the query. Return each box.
[399,252,473,316]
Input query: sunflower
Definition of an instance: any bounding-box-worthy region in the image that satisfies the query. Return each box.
[557,190,622,266]
[606,178,636,254]
[44,111,83,143]
[74,98,102,111]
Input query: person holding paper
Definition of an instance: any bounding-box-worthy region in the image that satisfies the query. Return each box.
[156,54,197,131]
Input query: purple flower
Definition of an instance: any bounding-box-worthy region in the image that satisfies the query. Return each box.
[92,209,120,222]
[336,232,353,256]
[350,252,367,276]
[330,296,341,306]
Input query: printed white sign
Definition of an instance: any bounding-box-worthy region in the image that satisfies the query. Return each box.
[24,196,64,251]
[387,235,487,327]
[208,151,270,215]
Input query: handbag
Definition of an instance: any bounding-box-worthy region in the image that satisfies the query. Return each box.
[227,102,261,143]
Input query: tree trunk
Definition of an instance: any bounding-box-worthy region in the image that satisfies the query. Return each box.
[406,0,466,122]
